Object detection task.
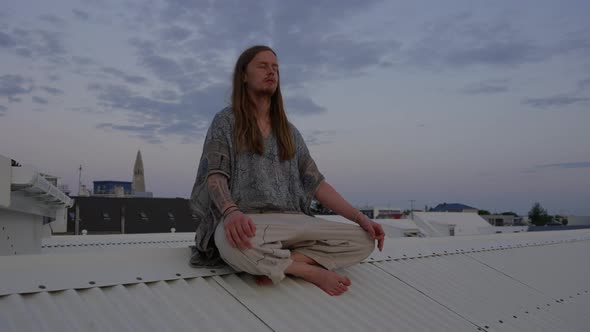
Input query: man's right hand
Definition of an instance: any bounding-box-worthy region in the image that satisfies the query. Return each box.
[223,211,256,250]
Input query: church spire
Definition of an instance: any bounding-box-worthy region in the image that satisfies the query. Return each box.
[132,149,145,193]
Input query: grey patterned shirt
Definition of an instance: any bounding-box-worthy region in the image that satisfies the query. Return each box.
[189,107,325,267]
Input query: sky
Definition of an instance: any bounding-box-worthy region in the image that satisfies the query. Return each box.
[1,0,589,216]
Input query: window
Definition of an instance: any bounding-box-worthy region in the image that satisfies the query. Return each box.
[138,211,149,221]
[101,212,111,222]
[168,212,175,221]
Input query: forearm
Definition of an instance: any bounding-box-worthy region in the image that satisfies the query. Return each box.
[207,174,238,215]
[314,181,363,223]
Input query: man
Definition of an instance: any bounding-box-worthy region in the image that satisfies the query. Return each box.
[190,45,384,296]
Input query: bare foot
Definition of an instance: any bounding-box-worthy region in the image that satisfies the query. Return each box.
[255,275,273,286]
[286,261,352,296]
[303,266,352,296]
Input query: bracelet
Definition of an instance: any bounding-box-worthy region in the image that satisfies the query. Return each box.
[352,210,363,223]
[224,208,240,219]
[222,204,238,217]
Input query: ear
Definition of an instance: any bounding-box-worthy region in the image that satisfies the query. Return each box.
[242,71,248,84]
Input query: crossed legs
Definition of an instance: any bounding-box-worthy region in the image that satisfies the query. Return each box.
[214,214,374,296]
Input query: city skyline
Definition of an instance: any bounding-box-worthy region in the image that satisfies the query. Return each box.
[1,0,589,216]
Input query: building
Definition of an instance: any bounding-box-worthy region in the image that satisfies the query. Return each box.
[1,154,73,255]
[430,203,478,213]
[93,180,133,196]
[317,215,424,237]
[567,216,590,226]
[411,212,495,236]
[481,214,525,226]
[90,149,152,198]
[132,149,146,193]
[67,196,196,235]
[359,206,404,219]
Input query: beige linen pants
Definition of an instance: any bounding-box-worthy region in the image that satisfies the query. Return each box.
[214,213,375,284]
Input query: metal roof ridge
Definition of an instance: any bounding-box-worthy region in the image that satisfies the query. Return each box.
[0,247,233,296]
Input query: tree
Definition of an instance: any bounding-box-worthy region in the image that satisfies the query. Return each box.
[478,210,491,215]
[528,202,552,226]
[501,211,518,216]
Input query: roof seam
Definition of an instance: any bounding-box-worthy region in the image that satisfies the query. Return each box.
[369,262,486,331]
[464,253,564,301]
[211,276,275,332]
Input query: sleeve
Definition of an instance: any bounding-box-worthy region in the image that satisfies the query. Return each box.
[293,125,325,200]
[202,113,232,180]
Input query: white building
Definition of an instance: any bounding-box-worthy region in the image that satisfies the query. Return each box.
[567,216,590,226]
[481,214,525,226]
[1,154,73,255]
[411,212,495,237]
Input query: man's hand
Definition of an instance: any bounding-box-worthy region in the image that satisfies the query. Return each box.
[223,211,256,250]
[357,215,385,251]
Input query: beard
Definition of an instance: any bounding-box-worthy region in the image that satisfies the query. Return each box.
[252,84,277,97]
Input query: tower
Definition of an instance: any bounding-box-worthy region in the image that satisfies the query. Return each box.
[132,150,146,193]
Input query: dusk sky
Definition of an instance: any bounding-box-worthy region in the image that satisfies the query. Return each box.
[1,0,589,216]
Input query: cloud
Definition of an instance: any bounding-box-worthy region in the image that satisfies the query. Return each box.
[117,0,391,145]
[127,0,397,92]
[101,67,148,84]
[71,55,95,66]
[87,82,226,142]
[523,95,590,108]
[461,79,509,94]
[160,26,192,41]
[0,28,66,61]
[96,123,163,144]
[284,95,326,115]
[151,89,179,101]
[408,14,590,69]
[40,86,64,95]
[0,31,17,48]
[32,96,49,104]
[48,74,60,81]
[578,78,590,90]
[0,75,34,99]
[38,14,66,27]
[301,129,336,146]
[0,104,6,116]
[535,162,590,170]
[72,9,90,21]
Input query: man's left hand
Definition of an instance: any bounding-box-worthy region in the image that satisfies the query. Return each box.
[357,216,385,251]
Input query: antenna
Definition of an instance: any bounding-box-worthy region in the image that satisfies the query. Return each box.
[78,164,82,196]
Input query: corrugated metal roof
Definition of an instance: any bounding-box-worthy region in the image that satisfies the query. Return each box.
[42,232,195,253]
[2,229,590,331]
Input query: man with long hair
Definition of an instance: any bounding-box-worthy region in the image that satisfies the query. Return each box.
[190,45,384,296]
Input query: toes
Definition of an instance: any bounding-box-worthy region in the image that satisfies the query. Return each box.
[337,276,352,286]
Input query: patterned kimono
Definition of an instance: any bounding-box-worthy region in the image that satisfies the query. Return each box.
[189,107,324,267]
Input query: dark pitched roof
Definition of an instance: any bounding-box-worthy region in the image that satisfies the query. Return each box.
[431,203,477,212]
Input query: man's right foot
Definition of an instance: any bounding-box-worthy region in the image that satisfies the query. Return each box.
[300,265,352,296]
[285,261,352,296]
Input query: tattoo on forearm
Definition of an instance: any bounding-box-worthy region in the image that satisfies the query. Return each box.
[207,174,235,212]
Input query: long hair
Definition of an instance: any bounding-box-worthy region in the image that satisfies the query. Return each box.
[231,45,295,161]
